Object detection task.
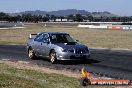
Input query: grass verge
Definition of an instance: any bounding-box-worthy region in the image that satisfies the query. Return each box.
[0,24,132,49]
[0,63,82,88]
[0,61,130,88]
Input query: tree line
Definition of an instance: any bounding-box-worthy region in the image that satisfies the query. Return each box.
[0,12,132,23]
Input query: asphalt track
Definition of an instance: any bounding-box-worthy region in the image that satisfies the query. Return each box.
[0,45,132,80]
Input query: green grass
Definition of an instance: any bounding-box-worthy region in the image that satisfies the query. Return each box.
[0,23,132,49]
[1,62,130,88]
[0,63,82,88]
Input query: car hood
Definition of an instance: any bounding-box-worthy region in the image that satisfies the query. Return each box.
[53,42,88,50]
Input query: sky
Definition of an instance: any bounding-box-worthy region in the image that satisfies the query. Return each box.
[0,0,131,16]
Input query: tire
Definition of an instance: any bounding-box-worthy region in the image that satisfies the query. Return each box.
[49,50,57,64]
[28,48,36,60]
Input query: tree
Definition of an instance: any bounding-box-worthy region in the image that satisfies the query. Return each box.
[38,15,43,22]
[16,15,22,22]
[42,16,49,22]
[75,14,83,22]
[51,15,56,22]
[88,15,94,22]
[67,14,75,21]
[0,12,9,21]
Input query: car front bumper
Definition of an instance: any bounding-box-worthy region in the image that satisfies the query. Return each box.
[56,52,90,60]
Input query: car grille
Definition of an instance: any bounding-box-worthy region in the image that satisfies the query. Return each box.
[68,49,85,54]
[68,50,74,53]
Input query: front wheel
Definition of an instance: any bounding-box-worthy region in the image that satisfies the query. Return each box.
[49,50,57,64]
[28,48,36,60]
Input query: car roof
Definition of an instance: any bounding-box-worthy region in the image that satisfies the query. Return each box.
[41,32,69,35]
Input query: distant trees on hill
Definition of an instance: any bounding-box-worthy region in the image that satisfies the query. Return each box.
[0,12,132,23]
[0,13,49,23]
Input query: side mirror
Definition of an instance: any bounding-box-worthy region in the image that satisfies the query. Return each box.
[76,40,79,42]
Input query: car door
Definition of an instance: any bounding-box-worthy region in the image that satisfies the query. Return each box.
[33,33,44,55]
[39,34,50,57]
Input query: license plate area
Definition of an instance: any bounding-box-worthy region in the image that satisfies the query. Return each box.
[75,54,82,57]
[70,55,86,59]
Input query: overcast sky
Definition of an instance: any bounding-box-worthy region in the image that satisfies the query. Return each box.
[0,0,131,16]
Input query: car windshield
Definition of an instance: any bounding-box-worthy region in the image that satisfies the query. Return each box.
[50,34,76,43]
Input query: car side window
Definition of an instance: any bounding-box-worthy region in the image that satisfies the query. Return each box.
[51,35,57,43]
[42,34,49,43]
[34,34,43,42]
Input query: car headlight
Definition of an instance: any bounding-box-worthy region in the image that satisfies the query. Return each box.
[62,49,69,52]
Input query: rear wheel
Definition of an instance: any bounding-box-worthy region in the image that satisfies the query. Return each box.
[50,50,57,64]
[28,48,36,60]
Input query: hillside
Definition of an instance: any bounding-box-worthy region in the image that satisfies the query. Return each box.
[12,9,118,17]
